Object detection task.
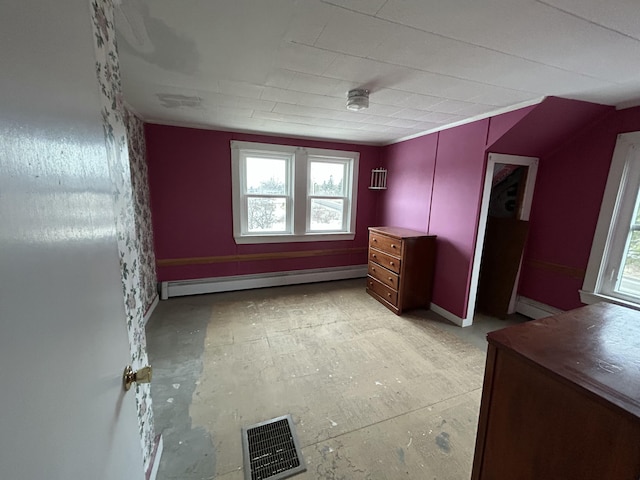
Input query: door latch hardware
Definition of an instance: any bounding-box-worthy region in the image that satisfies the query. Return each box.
[123,365,152,391]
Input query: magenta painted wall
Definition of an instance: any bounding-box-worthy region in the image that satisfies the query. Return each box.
[378,97,615,319]
[378,106,542,320]
[428,120,490,318]
[145,96,625,319]
[519,106,640,310]
[380,121,491,319]
[145,124,380,282]
[379,133,438,231]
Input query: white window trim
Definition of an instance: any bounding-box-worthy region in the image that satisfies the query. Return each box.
[306,155,354,233]
[238,148,295,236]
[581,131,640,309]
[231,141,359,244]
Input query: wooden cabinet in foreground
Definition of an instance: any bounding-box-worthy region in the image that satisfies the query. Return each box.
[472,302,640,480]
[366,226,436,315]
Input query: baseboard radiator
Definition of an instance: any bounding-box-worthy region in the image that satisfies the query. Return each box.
[160,265,368,299]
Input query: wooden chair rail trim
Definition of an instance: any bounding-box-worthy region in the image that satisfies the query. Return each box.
[157,247,368,267]
[525,258,586,280]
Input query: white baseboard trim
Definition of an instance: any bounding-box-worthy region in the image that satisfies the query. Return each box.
[146,434,163,480]
[430,303,472,327]
[143,294,159,326]
[515,296,564,319]
[161,265,368,298]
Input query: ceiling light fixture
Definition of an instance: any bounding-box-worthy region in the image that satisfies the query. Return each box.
[346,88,369,111]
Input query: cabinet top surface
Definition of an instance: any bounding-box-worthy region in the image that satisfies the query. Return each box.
[368,226,435,239]
[488,302,640,419]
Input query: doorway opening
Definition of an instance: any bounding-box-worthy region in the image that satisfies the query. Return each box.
[466,153,538,324]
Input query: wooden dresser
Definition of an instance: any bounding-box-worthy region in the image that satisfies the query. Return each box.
[472,302,640,480]
[366,226,436,315]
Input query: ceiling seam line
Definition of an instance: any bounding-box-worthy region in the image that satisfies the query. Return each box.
[374,0,389,16]
[258,107,411,130]
[268,104,464,126]
[250,117,388,135]
[263,84,502,112]
[146,118,382,145]
[535,0,640,43]
[289,40,554,95]
[275,67,539,106]
[311,21,330,47]
[317,1,623,83]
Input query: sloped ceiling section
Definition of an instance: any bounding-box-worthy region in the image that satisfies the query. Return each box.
[116,0,640,145]
[487,97,614,157]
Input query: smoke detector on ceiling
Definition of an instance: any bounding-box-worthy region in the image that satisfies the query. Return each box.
[346,89,369,111]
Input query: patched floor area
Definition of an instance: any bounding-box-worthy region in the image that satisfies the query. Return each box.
[147,279,526,479]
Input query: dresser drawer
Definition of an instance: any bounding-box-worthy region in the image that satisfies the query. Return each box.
[367,276,398,306]
[369,232,404,256]
[369,248,401,274]
[368,261,399,289]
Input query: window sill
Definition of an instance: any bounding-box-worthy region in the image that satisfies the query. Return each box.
[579,290,640,312]
[234,232,356,244]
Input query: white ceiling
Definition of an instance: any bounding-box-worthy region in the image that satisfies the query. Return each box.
[115,0,640,145]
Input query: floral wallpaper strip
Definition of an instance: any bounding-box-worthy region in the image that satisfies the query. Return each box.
[89,0,155,472]
[125,108,158,313]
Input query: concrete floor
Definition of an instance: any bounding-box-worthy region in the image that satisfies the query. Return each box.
[146,279,527,480]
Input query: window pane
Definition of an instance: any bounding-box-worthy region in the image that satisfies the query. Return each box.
[634,186,640,224]
[619,229,640,297]
[309,198,343,231]
[246,157,286,194]
[247,197,286,232]
[310,161,345,196]
[618,185,640,297]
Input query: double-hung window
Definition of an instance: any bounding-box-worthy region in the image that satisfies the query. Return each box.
[582,132,640,307]
[239,149,293,235]
[307,156,352,232]
[231,141,359,244]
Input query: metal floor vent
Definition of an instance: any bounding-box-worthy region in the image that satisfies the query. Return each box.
[241,414,306,480]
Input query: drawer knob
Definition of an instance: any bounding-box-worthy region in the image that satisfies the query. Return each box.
[388,277,392,281]
[391,244,396,248]
[372,267,376,272]
[387,293,391,297]
[372,254,377,258]
[390,261,395,266]
[373,238,377,242]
